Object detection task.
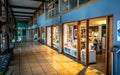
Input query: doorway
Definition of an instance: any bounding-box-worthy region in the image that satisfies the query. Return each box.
[88,17,107,73]
[78,16,113,75]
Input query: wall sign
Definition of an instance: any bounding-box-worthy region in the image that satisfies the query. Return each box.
[117,20,120,41]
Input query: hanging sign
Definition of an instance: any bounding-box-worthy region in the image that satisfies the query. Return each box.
[117,20,120,41]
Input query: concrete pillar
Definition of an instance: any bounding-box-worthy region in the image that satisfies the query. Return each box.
[58,0,63,53]
[58,24,62,53]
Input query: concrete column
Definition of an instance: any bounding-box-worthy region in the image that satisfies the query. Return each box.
[58,0,63,53]
[58,24,62,53]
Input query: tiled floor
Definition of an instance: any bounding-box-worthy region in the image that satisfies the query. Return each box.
[10,42,105,75]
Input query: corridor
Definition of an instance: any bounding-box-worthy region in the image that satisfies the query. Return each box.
[10,42,104,75]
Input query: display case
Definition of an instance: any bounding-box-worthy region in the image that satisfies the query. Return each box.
[64,22,78,57]
[53,26,59,49]
[81,49,96,63]
[47,27,51,47]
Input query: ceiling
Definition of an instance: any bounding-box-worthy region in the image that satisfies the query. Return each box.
[8,0,43,22]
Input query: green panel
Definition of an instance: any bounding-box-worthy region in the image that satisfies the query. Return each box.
[16,21,27,27]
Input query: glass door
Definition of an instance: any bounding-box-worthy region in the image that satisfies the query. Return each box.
[80,20,87,64]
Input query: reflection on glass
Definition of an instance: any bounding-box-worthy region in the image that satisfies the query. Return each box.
[70,0,77,9]
[62,0,69,13]
[80,21,87,64]
[79,0,90,5]
[46,1,58,19]
[64,22,78,57]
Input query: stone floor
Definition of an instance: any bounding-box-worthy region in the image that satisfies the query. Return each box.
[10,42,105,75]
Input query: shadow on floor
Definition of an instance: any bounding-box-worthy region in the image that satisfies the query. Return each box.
[77,67,87,75]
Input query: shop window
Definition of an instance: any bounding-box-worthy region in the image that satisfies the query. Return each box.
[69,0,77,9]
[62,0,69,13]
[64,22,78,57]
[47,27,52,46]
[46,0,58,19]
[53,26,59,49]
[79,0,90,5]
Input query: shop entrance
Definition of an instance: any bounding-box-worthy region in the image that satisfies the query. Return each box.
[52,26,59,50]
[62,16,113,75]
[88,17,107,73]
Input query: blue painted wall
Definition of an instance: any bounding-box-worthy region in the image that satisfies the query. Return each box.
[37,0,120,74]
[37,14,59,26]
[37,0,120,44]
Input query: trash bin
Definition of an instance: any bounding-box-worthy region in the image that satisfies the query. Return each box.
[110,45,120,75]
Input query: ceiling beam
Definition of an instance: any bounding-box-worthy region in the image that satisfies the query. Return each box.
[15,16,31,18]
[31,0,46,2]
[12,11,34,14]
[15,17,30,19]
[10,5,37,10]
[14,15,32,17]
[16,20,28,22]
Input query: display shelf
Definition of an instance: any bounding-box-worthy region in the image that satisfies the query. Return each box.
[53,43,59,49]
[81,49,96,63]
[64,46,77,58]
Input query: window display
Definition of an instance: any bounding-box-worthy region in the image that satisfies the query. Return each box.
[80,21,87,63]
[47,27,51,47]
[80,20,96,64]
[64,22,78,57]
[53,26,59,49]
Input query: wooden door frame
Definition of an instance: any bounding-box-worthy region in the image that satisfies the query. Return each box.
[86,20,89,66]
[77,21,81,61]
[62,24,64,53]
[105,16,113,75]
[46,26,48,46]
[51,26,53,47]
[77,20,89,66]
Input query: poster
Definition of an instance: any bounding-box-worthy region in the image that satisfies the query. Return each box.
[117,20,120,41]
